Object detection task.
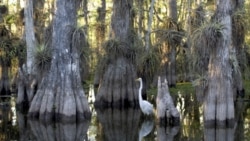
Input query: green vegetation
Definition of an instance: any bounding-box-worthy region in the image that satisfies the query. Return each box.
[34,44,51,71]
[232,10,246,45]
[148,80,250,101]
[192,22,225,50]
[169,82,195,96]
[137,48,161,79]
[147,82,195,104]
[244,80,250,97]
[0,0,248,98]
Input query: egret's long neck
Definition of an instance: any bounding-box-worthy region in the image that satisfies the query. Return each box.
[138,80,143,102]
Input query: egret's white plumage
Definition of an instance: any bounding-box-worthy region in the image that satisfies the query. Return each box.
[136,78,154,115]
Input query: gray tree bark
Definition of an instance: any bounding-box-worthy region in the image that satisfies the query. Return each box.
[28,0,91,122]
[204,0,234,127]
[158,0,178,87]
[95,0,138,107]
[145,0,155,50]
[136,0,143,39]
[24,0,36,75]
[93,0,106,87]
[190,4,207,103]
[167,0,178,87]
[156,77,180,126]
[17,0,37,111]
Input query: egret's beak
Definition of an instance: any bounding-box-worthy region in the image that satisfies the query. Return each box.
[135,78,139,81]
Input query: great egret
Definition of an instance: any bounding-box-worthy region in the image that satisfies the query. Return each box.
[136,78,154,115]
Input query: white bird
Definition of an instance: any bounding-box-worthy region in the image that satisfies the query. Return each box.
[136,78,154,115]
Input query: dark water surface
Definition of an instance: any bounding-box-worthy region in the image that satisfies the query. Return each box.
[1,94,250,141]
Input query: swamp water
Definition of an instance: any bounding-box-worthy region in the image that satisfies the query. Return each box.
[0,93,250,141]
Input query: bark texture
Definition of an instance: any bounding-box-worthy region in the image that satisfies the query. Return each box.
[93,0,106,87]
[24,0,36,74]
[145,0,155,50]
[156,77,180,126]
[204,0,234,127]
[95,0,138,107]
[95,58,138,107]
[158,0,178,87]
[190,5,207,103]
[110,0,132,40]
[17,0,37,110]
[166,0,178,87]
[16,68,37,111]
[28,0,91,122]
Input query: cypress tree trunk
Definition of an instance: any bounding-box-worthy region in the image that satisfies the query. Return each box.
[28,0,91,122]
[145,0,155,50]
[156,77,180,126]
[25,0,36,75]
[190,5,207,103]
[93,0,106,87]
[137,0,143,39]
[17,0,37,111]
[159,0,178,87]
[95,0,138,107]
[204,0,234,127]
[168,0,177,87]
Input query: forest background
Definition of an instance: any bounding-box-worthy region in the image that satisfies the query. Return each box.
[0,0,250,104]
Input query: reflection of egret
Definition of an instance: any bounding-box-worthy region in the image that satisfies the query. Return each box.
[136,78,154,115]
[139,119,154,141]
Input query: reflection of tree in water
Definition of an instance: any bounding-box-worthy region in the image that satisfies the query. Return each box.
[244,104,250,140]
[176,92,203,140]
[204,128,234,141]
[96,108,141,141]
[0,98,19,141]
[17,111,29,141]
[157,125,180,141]
[234,99,250,140]
[28,119,90,141]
